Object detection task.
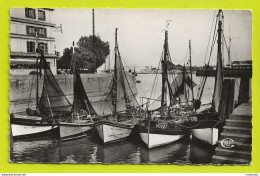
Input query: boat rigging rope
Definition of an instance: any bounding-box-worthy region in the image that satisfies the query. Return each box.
[140,52,162,109]
[222,33,232,60]
[82,125,96,137]
[196,13,219,100]
[100,73,112,115]
[121,61,141,107]
[203,10,217,65]
[147,58,162,108]
[196,11,217,99]
[120,55,152,101]
[27,70,36,108]
[46,92,54,119]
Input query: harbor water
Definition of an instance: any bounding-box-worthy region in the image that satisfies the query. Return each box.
[10,74,217,164]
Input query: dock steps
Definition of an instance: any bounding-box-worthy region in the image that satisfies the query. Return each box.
[220,133,252,144]
[225,119,252,128]
[229,115,252,120]
[212,155,251,165]
[217,140,252,151]
[215,147,251,159]
[223,126,252,135]
[212,103,252,164]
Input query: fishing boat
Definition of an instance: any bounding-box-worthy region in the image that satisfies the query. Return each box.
[190,10,233,146]
[139,29,196,149]
[95,28,140,144]
[10,50,72,139]
[59,42,99,141]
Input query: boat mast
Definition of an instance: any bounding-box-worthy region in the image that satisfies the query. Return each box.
[212,9,224,112]
[108,52,111,72]
[92,9,96,73]
[36,32,39,108]
[161,30,168,111]
[72,41,77,121]
[182,65,188,104]
[228,37,231,66]
[112,28,118,115]
[189,40,194,105]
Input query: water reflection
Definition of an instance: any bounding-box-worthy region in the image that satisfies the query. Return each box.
[10,74,216,164]
[139,136,191,164]
[11,137,60,163]
[189,140,215,164]
[59,136,100,164]
[97,140,139,164]
[11,132,214,164]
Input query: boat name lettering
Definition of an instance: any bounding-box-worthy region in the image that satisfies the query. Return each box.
[156,123,167,129]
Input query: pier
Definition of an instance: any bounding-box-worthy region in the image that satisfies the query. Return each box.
[196,68,252,78]
[212,103,252,164]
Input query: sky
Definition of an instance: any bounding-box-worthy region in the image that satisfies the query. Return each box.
[51,9,252,67]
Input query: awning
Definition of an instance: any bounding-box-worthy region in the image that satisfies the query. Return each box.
[10,59,37,65]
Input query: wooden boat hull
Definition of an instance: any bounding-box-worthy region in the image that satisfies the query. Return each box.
[59,122,93,141]
[187,113,221,146]
[11,117,59,139]
[192,128,219,146]
[95,121,134,144]
[140,132,185,149]
[139,120,188,149]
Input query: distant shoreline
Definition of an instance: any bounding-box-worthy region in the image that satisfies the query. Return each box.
[136,71,197,74]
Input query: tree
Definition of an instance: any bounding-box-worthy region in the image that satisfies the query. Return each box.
[57,35,110,73]
[57,47,73,69]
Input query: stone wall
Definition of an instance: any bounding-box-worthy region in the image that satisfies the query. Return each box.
[9,73,137,113]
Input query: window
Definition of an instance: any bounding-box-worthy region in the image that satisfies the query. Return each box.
[25,8,36,19]
[26,26,36,36]
[38,27,47,37]
[27,41,35,53]
[26,26,46,38]
[38,42,48,54]
[38,10,46,21]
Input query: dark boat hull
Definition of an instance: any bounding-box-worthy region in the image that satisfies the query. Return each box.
[10,117,59,139]
[139,120,189,149]
[186,113,223,146]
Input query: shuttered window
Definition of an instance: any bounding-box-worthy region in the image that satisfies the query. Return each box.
[27,41,36,53]
[25,8,36,19]
[26,26,36,36]
[26,26,46,38]
[38,27,47,37]
[44,43,48,53]
[38,42,48,54]
[38,10,46,21]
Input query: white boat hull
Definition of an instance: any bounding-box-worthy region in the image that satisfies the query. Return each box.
[95,123,133,144]
[192,128,219,145]
[59,123,93,141]
[11,124,58,138]
[140,132,185,149]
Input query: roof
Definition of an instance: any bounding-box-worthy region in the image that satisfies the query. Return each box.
[42,8,55,11]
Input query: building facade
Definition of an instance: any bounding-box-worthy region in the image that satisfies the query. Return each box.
[10,8,57,75]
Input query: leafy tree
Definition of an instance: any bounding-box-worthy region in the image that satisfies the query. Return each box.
[57,35,110,73]
[57,47,73,69]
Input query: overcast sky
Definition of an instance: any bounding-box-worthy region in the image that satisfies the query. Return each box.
[52,9,252,67]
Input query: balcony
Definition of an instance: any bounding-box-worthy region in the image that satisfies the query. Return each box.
[10,51,57,58]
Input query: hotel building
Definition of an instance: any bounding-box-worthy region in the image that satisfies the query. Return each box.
[10,8,57,75]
